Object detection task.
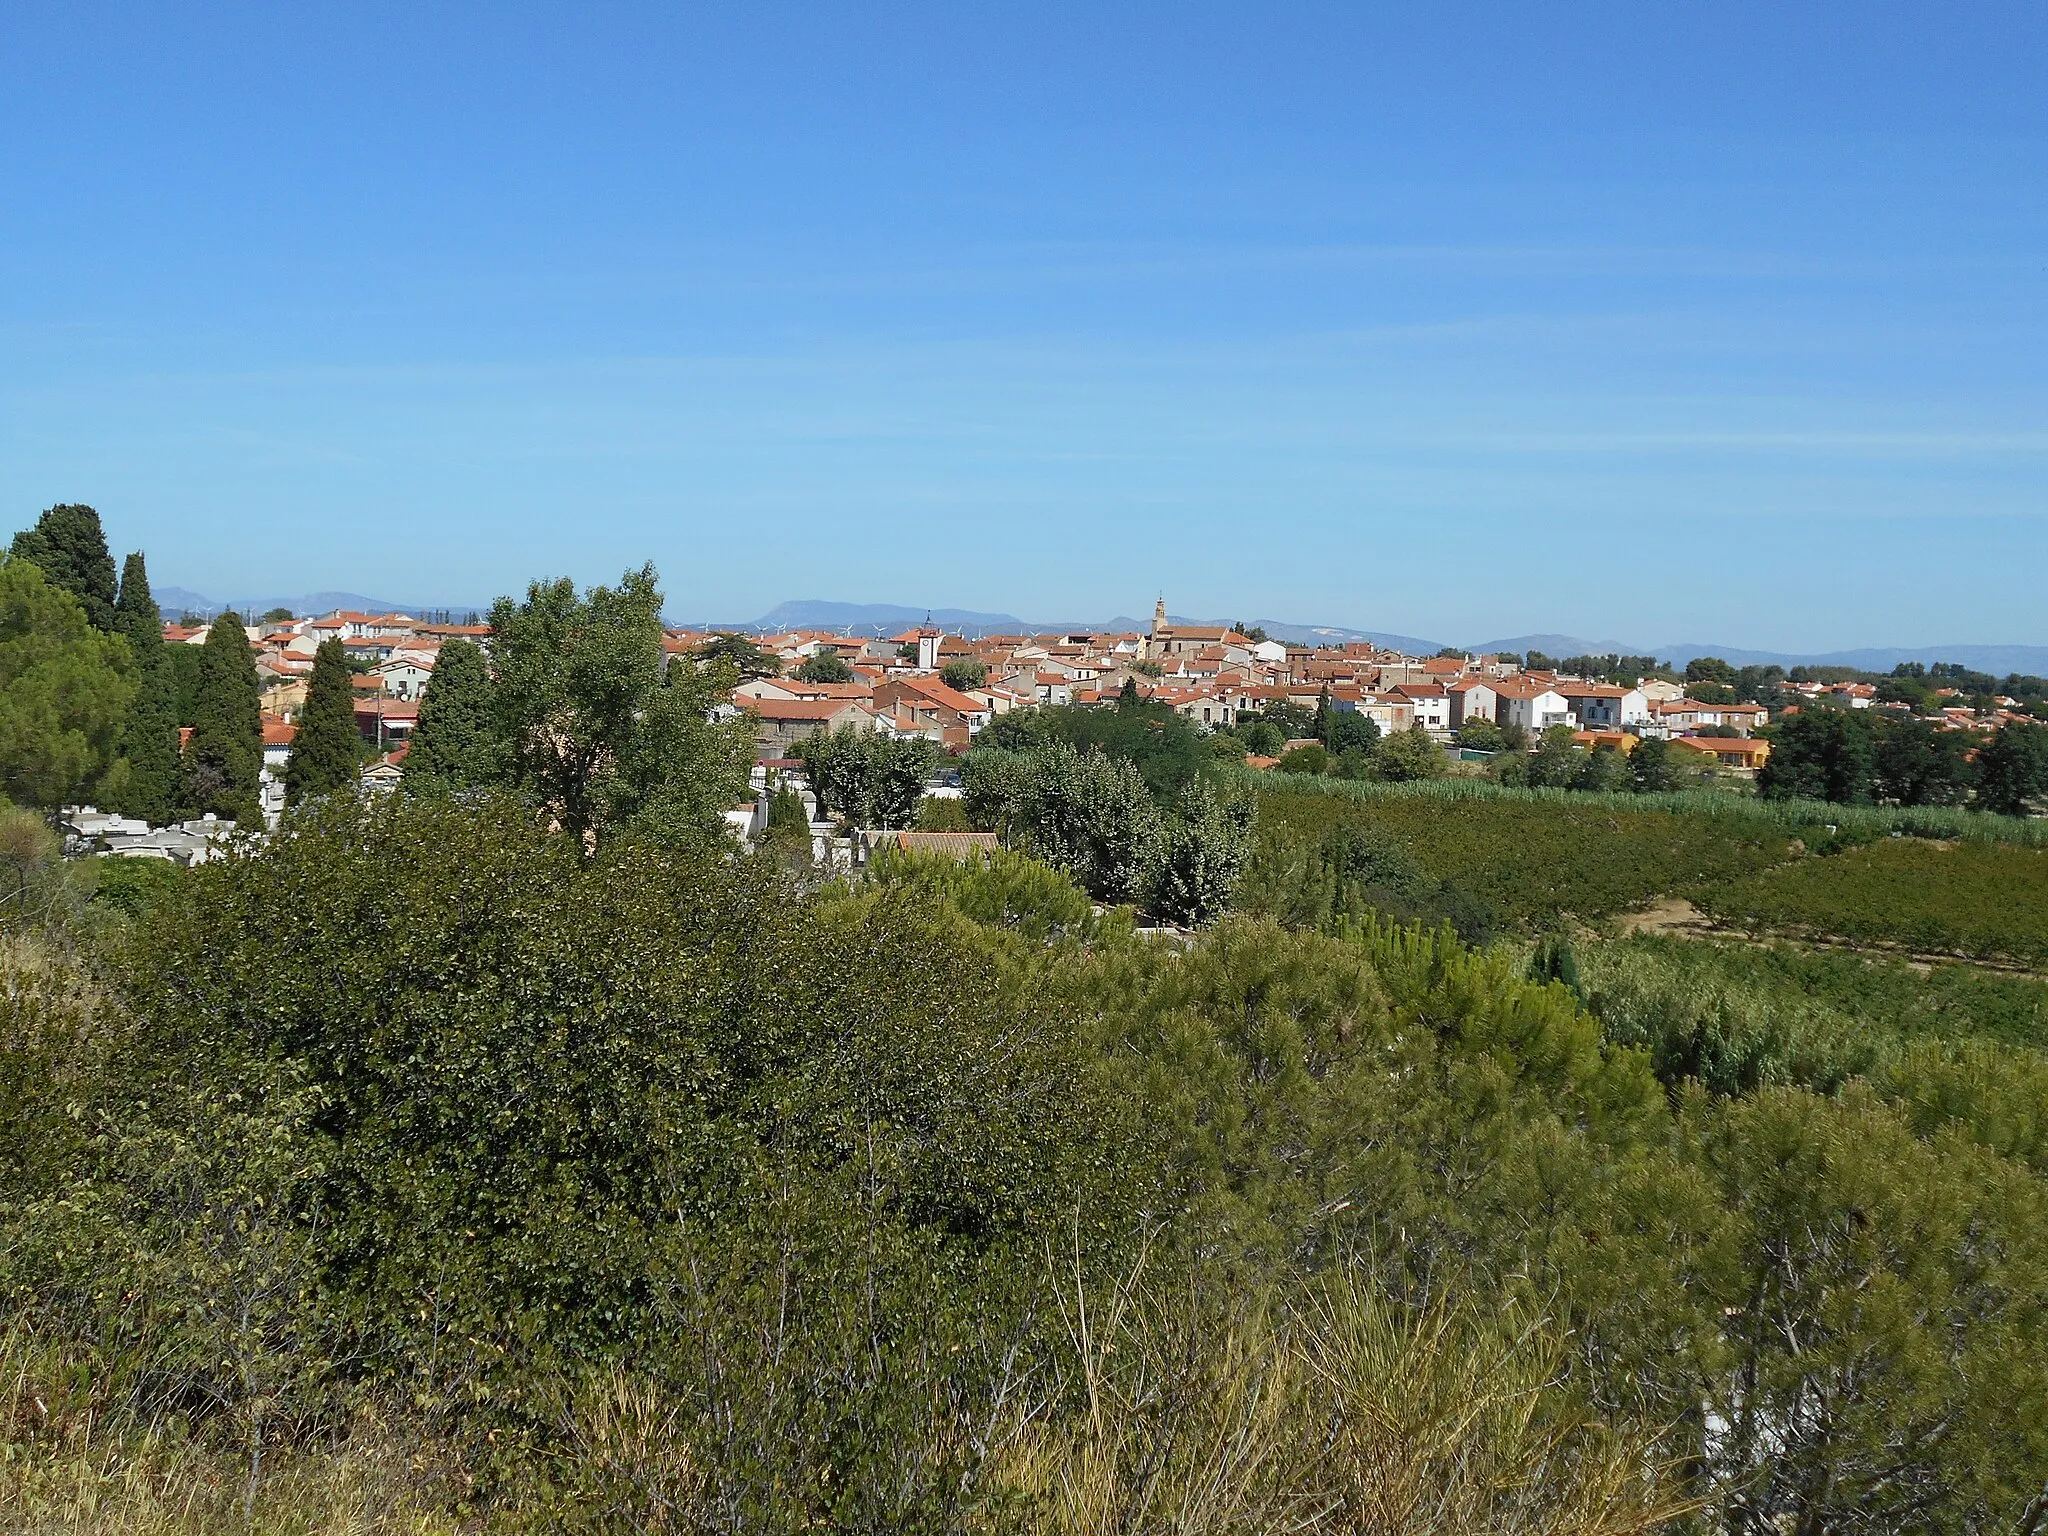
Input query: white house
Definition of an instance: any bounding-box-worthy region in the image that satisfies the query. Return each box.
[1493,677,1577,734]
[1390,682,1451,735]
[372,658,436,701]
[1446,678,1499,728]
[1559,683,1650,730]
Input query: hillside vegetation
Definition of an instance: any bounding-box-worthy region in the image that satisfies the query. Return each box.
[1697,837,2048,965]
[1248,775,2048,969]
[5,792,2048,1533]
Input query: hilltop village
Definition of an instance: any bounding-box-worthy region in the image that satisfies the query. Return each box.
[56,591,2030,864]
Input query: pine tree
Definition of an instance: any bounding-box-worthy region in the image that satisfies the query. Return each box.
[182,611,264,823]
[404,637,497,791]
[284,639,361,805]
[113,550,163,660]
[9,504,119,632]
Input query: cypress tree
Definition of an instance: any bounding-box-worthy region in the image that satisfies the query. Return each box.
[112,663,181,823]
[108,550,179,821]
[114,550,163,660]
[404,638,497,791]
[183,612,264,823]
[284,639,362,804]
[9,504,119,632]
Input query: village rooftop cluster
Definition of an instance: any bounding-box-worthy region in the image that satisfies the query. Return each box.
[167,595,2041,774]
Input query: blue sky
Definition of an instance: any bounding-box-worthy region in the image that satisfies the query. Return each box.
[2,3,2043,648]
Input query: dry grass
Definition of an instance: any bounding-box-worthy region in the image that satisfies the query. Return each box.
[0,1329,464,1536]
[995,1262,1694,1536]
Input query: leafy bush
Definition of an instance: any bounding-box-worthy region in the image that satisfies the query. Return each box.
[8,798,2048,1531]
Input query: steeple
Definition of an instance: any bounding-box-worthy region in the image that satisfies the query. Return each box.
[1152,595,1167,634]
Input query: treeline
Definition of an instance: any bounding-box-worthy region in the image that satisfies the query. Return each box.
[2,503,276,823]
[1762,702,2048,813]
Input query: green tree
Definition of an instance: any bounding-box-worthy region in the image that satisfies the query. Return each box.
[981,698,1209,803]
[1326,707,1380,755]
[283,640,360,805]
[1759,705,1878,804]
[183,611,265,823]
[1685,655,1736,688]
[402,638,497,792]
[762,782,814,865]
[1149,778,1254,927]
[939,658,987,692]
[159,640,205,727]
[106,550,179,821]
[9,503,118,632]
[112,661,181,823]
[694,631,781,678]
[113,551,163,661]
[1239,718,1286,757]
[1526,725,1583,788]
[1276,743,1331,775]
[1375,724,1448,782]
[793,649,854,684]
[1571,743,1633,793]
[1627,735,1681,794]
[795,727,940,828]
[489,565,753,848]
[0,555,135,807]
[1455,718,1506,752]
[1019,742,1160,907]
[1872,715,1974,807]
[1976,720,2048,817]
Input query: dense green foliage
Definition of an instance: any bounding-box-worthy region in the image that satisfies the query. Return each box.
[109,658,180,823]
[939,657,987,691]
[181,611,264,824]
[792,648,854,683]
[283,638,361,803]
[981,696,1210,802]
[112,550,161,659]
[1578,933,2048,1097]
[0,556,136,809]
[795,726,943,828]
[486,565,753,848]
[965,742,1253,921]
[1250,780,1793,929]
[402,636,496,790]
[1761,704,2042,813]
[692,630,780,677]
[4,788,2048,1530]
[1699,838,2048,964]
[9,504,119,633]
[1979,719,2048,816]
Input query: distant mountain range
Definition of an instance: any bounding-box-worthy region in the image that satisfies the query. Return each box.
[155,587,489,621]
[1468,635,2048,676]
[162,588,2048,676]
[709,602,2048,676]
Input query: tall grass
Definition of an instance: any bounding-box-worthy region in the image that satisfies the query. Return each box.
[1224,766,2048,848]
[0,1328,462,1536]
